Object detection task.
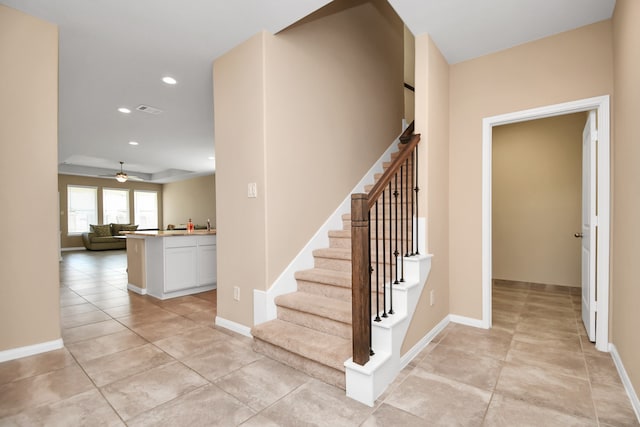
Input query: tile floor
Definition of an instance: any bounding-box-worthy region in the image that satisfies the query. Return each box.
[0,251,637,426]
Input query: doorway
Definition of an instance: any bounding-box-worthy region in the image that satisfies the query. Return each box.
[481,96,610,351]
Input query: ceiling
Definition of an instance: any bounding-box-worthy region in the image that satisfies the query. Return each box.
[1,0,615,183]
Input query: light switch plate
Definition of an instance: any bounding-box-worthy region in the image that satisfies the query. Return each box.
[248,183,257,198]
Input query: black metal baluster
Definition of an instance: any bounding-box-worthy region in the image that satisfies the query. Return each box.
[382,188,387,318]
[400,164,405,282]
[393,173,399,285]
[374,200,381,322]
[388,180,394,315]
[414,145,420,255]
[368,209,374,356]
[410,151,415,256]
[404,157,410,258]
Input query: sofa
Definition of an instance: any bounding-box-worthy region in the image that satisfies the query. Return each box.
[82,223,138,251]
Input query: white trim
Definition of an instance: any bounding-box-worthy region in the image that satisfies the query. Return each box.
[0,338,64,363]
[61,247,86,252]
[449,314,486,329]
[482,95,611,349]
[253,132,406,326]
[345,254,432,406]
[215,316,253,338]
[127,283,147,295]
[399,315,449,369]
[609,343,640,422]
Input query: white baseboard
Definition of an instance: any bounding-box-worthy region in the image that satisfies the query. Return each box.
[127,284,147,295]
[449,314,487,329]
[400,316,449,369]
[0,338,64,363]
[61,247,85,252]
[609,343,640,422]
[215,316,252,338]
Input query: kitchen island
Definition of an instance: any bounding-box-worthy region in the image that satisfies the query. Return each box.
[124,230,217,300]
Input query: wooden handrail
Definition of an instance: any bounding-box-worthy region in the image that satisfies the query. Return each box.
[351,122,420,366]
[399,121,414,143]
[366,133,420,209]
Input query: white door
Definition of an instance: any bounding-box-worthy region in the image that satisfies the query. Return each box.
[581,110,597,342]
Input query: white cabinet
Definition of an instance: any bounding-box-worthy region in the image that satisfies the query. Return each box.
[127,232,217,300]
[165,246,198,292]
[197,243,217,286]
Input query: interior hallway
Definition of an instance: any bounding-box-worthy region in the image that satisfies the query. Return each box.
[0,251,637,426]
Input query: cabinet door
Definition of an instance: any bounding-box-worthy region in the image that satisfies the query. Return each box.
[198,244,217,286]
[165,246,197,292]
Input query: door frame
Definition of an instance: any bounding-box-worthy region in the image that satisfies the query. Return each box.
[481,95,610,351]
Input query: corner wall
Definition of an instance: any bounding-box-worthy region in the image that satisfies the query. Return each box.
[612,0,640,406]
[401,34,450,353]
[214,0,404,328]
[449,20,613,320]
[213,32,268,327]
[0,5,60,353]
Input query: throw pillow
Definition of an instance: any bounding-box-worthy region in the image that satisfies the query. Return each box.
[121,224,139,231]
[111,223,125,236]
[91,224,112,237]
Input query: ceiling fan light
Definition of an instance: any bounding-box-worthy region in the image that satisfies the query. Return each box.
[162,76,177,85]
[116,172,128,183]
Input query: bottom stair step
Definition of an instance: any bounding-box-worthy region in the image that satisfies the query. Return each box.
[251,319,351,389]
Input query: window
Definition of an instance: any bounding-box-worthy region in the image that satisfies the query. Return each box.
[67,186,97,234]
[134,190,158,229]
[103,188,129,224]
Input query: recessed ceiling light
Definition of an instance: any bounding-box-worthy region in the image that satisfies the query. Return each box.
[129,141,139,146]
[162,76,177,85]
[118,107,131,114]
[208,156,215,160]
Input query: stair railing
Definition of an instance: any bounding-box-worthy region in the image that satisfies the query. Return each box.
[351,122,420,365]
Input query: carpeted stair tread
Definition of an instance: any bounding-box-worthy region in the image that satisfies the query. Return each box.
[313,247,351,260]
[276,292,352,325]
[328,229,350,238]
[252,319,351,372]
[295,268,351,288]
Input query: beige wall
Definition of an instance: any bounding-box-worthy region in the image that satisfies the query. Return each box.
[403,25,416,123]
[492,114,584,287]
[163,174,216,228]
[0,5,60,352]
[214,0,404,327]
[58,175,163,248]
[263,0,404,285]
[612,0,640,403]
[449,20,614,319]
[401,34,450,354]
[214,32,269,325]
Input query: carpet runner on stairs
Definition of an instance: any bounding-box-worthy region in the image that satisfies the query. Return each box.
[251,209,355,389]
[251,144,407,390]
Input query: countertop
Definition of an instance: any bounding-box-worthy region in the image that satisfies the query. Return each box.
[123,229,217,237]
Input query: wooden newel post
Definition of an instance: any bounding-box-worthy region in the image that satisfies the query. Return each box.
[351,193,371,365]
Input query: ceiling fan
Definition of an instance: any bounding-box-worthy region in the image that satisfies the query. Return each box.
[101,161,144,182]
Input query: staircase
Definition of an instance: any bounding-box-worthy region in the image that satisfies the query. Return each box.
[252,126,432,406]
[251,143,412,390]
[251,211,354,389]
